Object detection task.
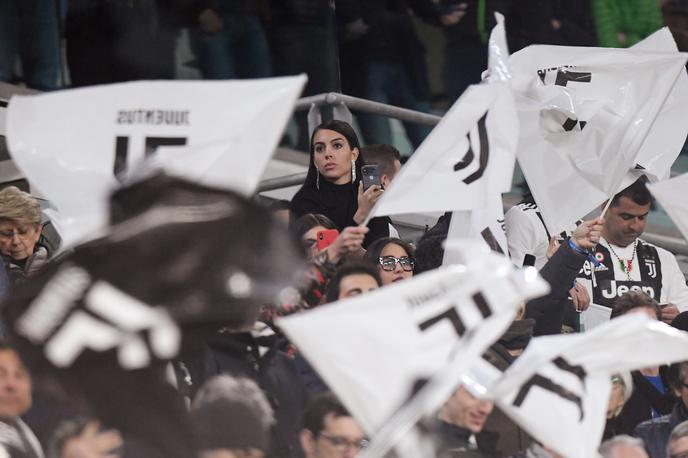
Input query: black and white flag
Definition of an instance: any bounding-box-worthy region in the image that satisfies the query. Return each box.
[490,314,688,458]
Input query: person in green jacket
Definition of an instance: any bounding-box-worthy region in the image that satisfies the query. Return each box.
[593,0,664,47]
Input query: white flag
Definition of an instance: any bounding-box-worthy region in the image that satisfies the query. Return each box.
[648,173,688,243]
[443,195,508,265]
[491,314,688,458]
[6,76,306,247]
[278,249,547,443]
[364,82,518,219]
[511,34,688,235]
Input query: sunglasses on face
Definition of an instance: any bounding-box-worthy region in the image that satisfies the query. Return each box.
[378,255,415,272]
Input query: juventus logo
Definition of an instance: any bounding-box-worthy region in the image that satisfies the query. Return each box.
[536,66,592,132]
[417,292,492,337]
[453,112,489,185]
[646,259,657,279]
[512,357,587,421]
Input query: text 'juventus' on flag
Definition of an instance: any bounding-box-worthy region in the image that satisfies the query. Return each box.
[5,76,307,247]
[648,173,688,243]
[510,29,688,235]
[490,314,688,458]
[363,82,518,221]
[278,248,548,448]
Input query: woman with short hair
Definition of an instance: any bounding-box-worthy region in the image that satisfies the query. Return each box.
[0,186,50,282]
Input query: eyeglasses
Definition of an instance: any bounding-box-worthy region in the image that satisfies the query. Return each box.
[378,255,415,272]
[320,433,369,451]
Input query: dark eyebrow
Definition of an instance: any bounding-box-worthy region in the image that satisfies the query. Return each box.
[620,212,649,218]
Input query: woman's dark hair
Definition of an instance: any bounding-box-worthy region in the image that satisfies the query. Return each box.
[302,120,364,189]
[290,213,337,240]
[364,237,416,269]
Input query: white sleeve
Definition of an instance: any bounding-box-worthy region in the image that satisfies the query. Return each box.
[659,249,688,312]
[504,206,539,268]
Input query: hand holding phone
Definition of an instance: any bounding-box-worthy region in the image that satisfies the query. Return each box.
[361,165,382,191]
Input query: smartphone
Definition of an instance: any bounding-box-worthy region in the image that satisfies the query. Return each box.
[361,165,382,191]
[316,229,339,251]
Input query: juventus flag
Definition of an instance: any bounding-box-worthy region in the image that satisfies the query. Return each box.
[278,249,548,456]
[491,314,688,458]
[511,28,688,235]
[1,173,304,458]
[648,173,688,243]
[5,76,306,247]
[363,81,518,221]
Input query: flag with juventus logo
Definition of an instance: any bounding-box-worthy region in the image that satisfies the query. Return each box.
[5,76,306,247]
[490,314,688,458]
[1,173,304,458]
[363,81,518,221]
[278,248,548,455]
[511,28,688,236]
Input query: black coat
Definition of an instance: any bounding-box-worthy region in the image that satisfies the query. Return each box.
[290,179,389,248]
[615,370,676,436]
[635,401,688,458]
[525,242,588,336]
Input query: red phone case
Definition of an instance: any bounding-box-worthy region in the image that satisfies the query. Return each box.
[316,229,339,251]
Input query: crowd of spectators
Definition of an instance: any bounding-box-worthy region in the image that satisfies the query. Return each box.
[0,118,680,457]
[3,1,688,457]
[3,0,688,149]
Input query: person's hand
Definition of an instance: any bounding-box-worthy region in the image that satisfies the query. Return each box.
[343,18,369,41]
[353,182,384,224]
[440,8,466,26]
[63,422,123,458]
[571,217,605,250]
[198,8,223,33]
[570,281,590,312]
[550,18,562,30]
[617,32,628,45]
[325,226,369,263]
[546,235,560,260]
[661,303,680,324]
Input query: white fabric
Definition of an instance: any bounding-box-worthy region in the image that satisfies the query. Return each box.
[491,314,688,458]
[6,76,306,247]
[365,82,518,220]
[504,203,551,269]
[278,250,548,440]
[648,173,688,243]
[511,29,688,236]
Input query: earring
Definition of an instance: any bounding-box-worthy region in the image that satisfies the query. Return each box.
[316,168,320,190]
[351,159,356,182]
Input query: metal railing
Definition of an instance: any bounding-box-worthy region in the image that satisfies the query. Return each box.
[1,83,686,255]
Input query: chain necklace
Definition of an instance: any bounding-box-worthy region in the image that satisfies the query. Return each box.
[607,240,637,282]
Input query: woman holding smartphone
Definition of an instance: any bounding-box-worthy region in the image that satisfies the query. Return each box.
[290,120,388,247]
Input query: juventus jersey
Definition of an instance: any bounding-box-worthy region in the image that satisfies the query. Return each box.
[505,202,573,270]
[576,236,688,312]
